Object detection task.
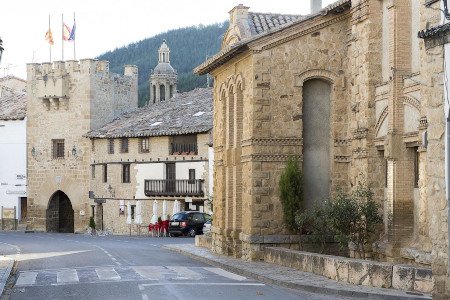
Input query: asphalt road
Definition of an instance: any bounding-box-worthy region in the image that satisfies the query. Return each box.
[0,232,349,300]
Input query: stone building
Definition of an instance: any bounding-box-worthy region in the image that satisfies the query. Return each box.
[26,60,138,233]
[85,88,213,234]
[149,40,178,104]
[195,0,448,297]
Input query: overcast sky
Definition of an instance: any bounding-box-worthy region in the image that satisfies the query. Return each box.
[0,0,336,79]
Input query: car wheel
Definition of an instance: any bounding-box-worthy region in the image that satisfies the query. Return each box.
[188,228,196,237]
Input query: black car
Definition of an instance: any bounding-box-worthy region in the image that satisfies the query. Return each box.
[169,211,211,237]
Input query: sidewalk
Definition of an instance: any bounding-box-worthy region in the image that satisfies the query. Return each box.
[164,244,431,300]
[0,258,14,297]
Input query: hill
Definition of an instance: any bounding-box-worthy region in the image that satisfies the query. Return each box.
[96,22,228,106]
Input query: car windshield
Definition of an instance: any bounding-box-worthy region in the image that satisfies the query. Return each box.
[171,213,186,221]
[204,214,212,221]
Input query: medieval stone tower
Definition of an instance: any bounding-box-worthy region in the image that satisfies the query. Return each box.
[149,40,177,104]
[26,60,138,233]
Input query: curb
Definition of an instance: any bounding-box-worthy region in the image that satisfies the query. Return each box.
[0,259,14,297]
[163,245,431,300]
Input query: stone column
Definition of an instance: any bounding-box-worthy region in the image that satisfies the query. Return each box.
[384,0,413,248]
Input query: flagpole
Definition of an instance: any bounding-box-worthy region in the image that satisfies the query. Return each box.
[48,15,52,62]
[61,13,64,61]
[73,12,76,60]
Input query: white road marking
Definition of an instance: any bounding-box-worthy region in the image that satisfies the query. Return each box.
[140,282,265,287]
[166,266,203,280]
[57,269,79,283]
[95,267,121,281]
[132,266,165,280]
[16,272,38,286]
[203,267,247,281]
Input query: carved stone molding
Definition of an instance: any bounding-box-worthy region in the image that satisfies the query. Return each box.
[403,96,421,111]
[294,69,338,87]
[241,154,302,163]
[334,139,350,147]
[241,138,302,147]
[353,148,368,159]
[353,128,369,140]
[419,117,428,130]
[335,155,351,163]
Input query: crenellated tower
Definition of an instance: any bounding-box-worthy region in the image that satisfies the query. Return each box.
[26,59,138,233]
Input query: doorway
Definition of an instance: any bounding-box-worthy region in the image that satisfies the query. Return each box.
[46,190,74,233]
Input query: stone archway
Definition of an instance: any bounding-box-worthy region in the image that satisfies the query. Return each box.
[46,190,74,233]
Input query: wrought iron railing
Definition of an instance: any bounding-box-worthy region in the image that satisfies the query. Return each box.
[144,179,204,197]
[170,143,198,155]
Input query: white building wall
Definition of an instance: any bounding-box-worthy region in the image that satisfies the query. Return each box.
[0,118,27,219]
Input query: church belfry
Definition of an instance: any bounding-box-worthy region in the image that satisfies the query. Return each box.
[149,40,178,105]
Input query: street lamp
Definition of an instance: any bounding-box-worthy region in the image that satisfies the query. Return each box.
[0,37,4,65]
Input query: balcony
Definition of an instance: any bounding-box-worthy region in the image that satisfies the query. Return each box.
[144,179,204,197]
[170,143,198,155]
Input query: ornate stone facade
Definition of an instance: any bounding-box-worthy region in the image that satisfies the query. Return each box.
[196,0,448,297]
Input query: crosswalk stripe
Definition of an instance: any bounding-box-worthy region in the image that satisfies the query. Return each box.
[131,266,166,280]
[14,265,247,287]
[95,267,121,281]
[166,266,203,280]
[57,269,78,283]
[16,272,38,286]
[203,267,246,281]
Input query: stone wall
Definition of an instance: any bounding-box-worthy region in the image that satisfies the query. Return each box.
[207,2,448,297]
[26,60,138,232]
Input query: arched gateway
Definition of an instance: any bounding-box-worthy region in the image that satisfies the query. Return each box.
[46,190,74,233]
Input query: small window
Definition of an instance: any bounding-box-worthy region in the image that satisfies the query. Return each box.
[52,139,65,159]
[188,169,195,184]
[122,164,130,183]
[414,147,419,188]
[103,164,108,183]
[91,205,95,217]
[108,139,114,154]
[91,165,95,179]
[131,205,136,219]
[139,137,150,153]
[120,138,129,153]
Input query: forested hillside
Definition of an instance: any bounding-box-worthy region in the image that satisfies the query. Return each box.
[97,22,228,106]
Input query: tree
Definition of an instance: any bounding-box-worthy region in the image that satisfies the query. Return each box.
[278,157,303,230]
[89,217,96,230]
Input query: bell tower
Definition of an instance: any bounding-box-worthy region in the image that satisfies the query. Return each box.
[149,40,178,105]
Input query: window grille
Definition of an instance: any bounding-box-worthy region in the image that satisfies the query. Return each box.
[52,139,65,159]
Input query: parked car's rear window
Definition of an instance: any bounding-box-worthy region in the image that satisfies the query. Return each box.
[190,213,205,222]
[171,213,187,221]
[204,214,212,221]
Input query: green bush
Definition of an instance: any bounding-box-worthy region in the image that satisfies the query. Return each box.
[294,183,383,258]
[89,217,96,230]
[279,157,303,230]
[295,200,334,253]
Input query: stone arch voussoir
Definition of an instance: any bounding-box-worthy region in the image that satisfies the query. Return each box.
[295,69,338,87]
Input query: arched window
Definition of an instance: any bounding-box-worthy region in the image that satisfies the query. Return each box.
[160,84,165,101]
[170,85,173,99]
[302,79,331,209]
[162,53,166,62]
[153,85,156,103]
